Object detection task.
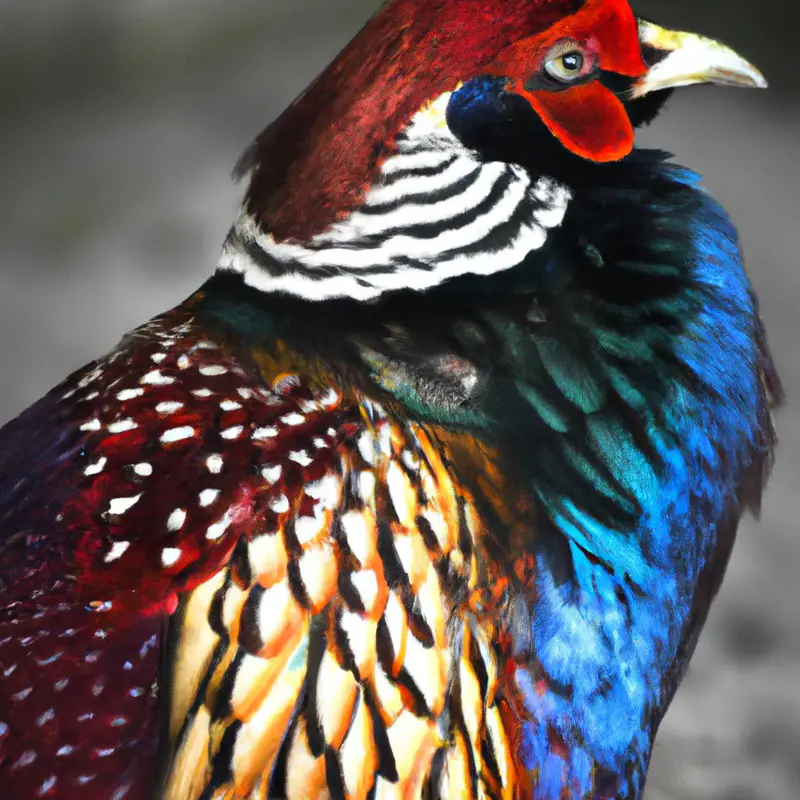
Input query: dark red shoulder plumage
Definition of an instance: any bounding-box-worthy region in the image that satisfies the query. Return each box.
[0,308,363,797]
[0,304,522,799]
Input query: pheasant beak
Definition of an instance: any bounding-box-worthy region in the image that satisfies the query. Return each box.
[632,20,768,98]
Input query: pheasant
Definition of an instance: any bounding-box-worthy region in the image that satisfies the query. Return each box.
[0,1,780,798]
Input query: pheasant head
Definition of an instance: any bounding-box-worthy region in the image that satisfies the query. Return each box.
[219,0,766,300]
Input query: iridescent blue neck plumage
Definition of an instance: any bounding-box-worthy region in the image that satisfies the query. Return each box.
[506,156,778,797]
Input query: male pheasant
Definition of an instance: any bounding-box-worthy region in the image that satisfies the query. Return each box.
[0,1,780,798]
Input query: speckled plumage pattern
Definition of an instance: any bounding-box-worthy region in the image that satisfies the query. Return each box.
[0,308,522,798]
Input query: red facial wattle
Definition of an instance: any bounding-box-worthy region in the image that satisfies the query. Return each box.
[485,0,647,162]
[525,81,634,161]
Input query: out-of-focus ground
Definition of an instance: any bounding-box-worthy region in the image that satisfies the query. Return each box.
[0,2,797,798]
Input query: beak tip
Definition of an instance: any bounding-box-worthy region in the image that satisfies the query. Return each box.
[739,60,769,90]
[734,64,768,90]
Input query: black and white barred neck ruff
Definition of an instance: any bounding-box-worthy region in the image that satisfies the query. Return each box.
[218,92,571,301]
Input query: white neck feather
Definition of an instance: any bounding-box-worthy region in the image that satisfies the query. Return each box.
[217,91,571,301]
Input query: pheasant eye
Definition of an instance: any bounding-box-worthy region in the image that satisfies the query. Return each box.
[541,42,595,86]
[560,53,583,72]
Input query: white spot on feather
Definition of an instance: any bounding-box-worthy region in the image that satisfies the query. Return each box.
[288,450,313,466]
[261,464,282,485]
[198,489,220,508]
[77,368,102,389]
[36,708,54,726]
[14,750,36,769]
[199,365,227,377]
[206,509,235,540]
[319,388,340,407]
[252,426,278,440]
[108,419,137,434]
[221,425,244,440]
[84,457,107,476]
[141,370,174,386]
[220,400,242,411]
[402,449,420,471]
[161,426,195,443]
[104,541,130,563]
[206,454,223,474]
[116,388,143,402]
[161,548,182,567]
[269,494,290,514]
[134,462,153,477]
[107,495,142,516]
[38,775,57,795]
[155,401,183,415]
[166,508,186,532]
[338,610,372,675]
[80,419,101,432]
[280,412,305,426]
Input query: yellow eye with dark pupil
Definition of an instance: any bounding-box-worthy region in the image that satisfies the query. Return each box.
[544,51,587,82]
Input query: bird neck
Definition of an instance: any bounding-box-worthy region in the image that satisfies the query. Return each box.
[217,90,571,302]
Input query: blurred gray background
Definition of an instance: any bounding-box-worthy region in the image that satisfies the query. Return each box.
[0,2,797,798]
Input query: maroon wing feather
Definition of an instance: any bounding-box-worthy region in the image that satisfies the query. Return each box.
[0,310,359,799]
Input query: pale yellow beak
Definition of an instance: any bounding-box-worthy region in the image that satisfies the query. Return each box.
[632,20,768,98]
